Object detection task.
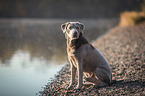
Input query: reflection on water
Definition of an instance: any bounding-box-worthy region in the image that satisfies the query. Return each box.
[0,50,64,96]
[0,19,118,96]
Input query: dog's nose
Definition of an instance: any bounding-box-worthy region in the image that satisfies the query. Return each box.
[73,31,78,38]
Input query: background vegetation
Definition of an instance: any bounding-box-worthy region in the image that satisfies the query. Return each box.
[0,0,144,18]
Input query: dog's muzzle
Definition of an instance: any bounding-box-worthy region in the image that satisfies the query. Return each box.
[73,31,78,38]
[69,29,79,39]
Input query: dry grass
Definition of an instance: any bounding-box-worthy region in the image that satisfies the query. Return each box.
[119,11,145,27]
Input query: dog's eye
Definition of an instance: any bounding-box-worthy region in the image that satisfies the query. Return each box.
[69,26,72,30]
[76,26,79,30]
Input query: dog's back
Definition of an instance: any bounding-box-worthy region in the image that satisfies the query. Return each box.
[68,34,112,84]
[80,42,112,83]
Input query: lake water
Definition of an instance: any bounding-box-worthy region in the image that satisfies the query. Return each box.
[0,18,118,96]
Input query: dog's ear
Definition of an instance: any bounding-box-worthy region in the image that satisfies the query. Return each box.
[61,23,66,33]
[79,23,85,32]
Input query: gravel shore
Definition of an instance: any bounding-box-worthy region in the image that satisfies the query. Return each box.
[39,22,145,96]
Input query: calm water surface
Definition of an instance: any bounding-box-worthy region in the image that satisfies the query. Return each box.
[0,19,118,96]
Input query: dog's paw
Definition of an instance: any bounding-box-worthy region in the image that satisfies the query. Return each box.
[67,84,73,90]
[75,86,82,90]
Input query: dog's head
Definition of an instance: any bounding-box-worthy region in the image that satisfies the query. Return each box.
[61,22,85,39]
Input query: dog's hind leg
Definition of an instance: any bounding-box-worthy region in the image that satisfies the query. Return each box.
[94,67,112,86]
[85,73,102,85]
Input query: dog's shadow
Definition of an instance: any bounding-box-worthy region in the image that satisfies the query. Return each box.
[98,79,145,89]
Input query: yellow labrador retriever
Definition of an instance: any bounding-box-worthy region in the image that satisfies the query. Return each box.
[61,22,112,89]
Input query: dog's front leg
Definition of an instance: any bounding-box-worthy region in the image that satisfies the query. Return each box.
[71,65,77,84]
[76,61,83,89]
[68,64,77,89]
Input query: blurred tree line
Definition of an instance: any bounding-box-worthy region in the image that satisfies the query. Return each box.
[0,0,144,18]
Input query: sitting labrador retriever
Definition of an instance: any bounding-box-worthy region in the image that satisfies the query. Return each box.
[61,22,112,89]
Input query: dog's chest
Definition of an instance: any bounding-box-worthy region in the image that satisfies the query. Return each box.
[66,35,89,67]
[67,47,80,68]
[69,55,78,68]
[67,47,76,55]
